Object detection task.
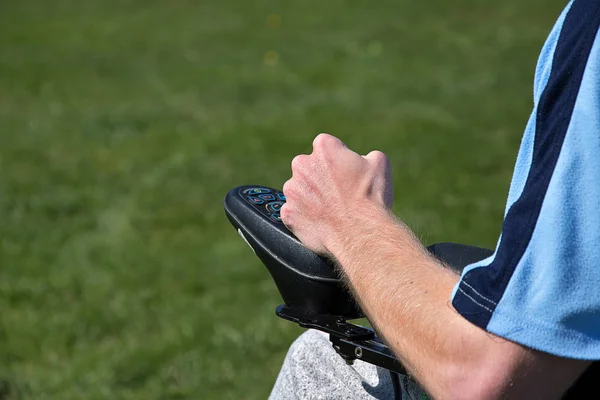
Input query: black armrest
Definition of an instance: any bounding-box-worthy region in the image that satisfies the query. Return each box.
[427,242,494,274]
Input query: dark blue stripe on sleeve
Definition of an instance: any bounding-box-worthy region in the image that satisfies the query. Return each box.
[452,0,600,328]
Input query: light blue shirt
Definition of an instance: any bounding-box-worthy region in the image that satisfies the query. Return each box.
[452,0,600,360]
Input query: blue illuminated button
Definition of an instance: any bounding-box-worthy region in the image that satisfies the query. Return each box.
[266,201,283,213]
[277,193,286,201]
[270,213,282,222]
[245,188,271,195]
[249,196,264,205]
[259,194,276,201]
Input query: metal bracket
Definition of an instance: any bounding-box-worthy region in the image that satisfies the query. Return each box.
[276,304,408,375]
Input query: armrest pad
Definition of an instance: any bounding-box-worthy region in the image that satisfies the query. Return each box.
[427,242,494,274]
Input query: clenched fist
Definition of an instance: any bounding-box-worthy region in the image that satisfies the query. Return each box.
[280,133,394,257]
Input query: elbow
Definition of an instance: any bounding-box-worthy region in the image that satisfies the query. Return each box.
[426,360,510,400]
[442,377,504,400]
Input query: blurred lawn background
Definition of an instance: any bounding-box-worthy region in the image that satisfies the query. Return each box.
[0,0,567,399]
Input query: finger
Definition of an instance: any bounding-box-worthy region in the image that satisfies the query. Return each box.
[291,154,310,175]
[363,151,394,207]
[364,151,393,185]
[280,202,301,233]
[282,178,294,198]
[279,202,292,226]
[362,150,390,169]
[312,133,347,154]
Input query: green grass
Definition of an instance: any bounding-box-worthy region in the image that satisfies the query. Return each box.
[0,0,567,398]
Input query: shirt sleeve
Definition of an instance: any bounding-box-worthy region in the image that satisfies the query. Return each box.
[451,0,600,360]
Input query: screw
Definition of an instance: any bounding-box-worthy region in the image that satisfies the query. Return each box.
[354,347,363,359]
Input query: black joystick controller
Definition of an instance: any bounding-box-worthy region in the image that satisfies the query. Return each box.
[223,184,497,377]
[222,185,598,398]
[223,185,363,319]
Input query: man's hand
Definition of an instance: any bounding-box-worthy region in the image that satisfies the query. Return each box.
[280,133,394,256]
[279,133,590,400]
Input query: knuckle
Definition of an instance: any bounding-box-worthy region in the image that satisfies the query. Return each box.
[368,149,385,159]
[368,150,389,166]
[280,203,290,218]
[280,203,292,224]
[312,133,334,151]
[291,154,307,172]
[282,179,294,196]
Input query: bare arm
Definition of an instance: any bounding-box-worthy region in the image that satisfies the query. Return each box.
[281,133,590,400]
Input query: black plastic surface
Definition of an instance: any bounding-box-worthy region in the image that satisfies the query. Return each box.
[224,184,498,320]
[276,305,374,340]
[224,185,362,318]
[427,242,494,273]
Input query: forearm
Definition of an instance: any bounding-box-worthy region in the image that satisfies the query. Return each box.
[326,204,529,399]
[281,134,588,399]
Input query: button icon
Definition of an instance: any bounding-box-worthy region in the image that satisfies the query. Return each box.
[270,213,282,222]
[245,188,271,195]
[267,201,283,213]
[277,193,286,201]
[249,196,264,205]
[259,194,276,201]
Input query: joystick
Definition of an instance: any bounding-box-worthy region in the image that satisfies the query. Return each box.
[223,184,494,377]
[223,184,597,398]
[223,185,363,318]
